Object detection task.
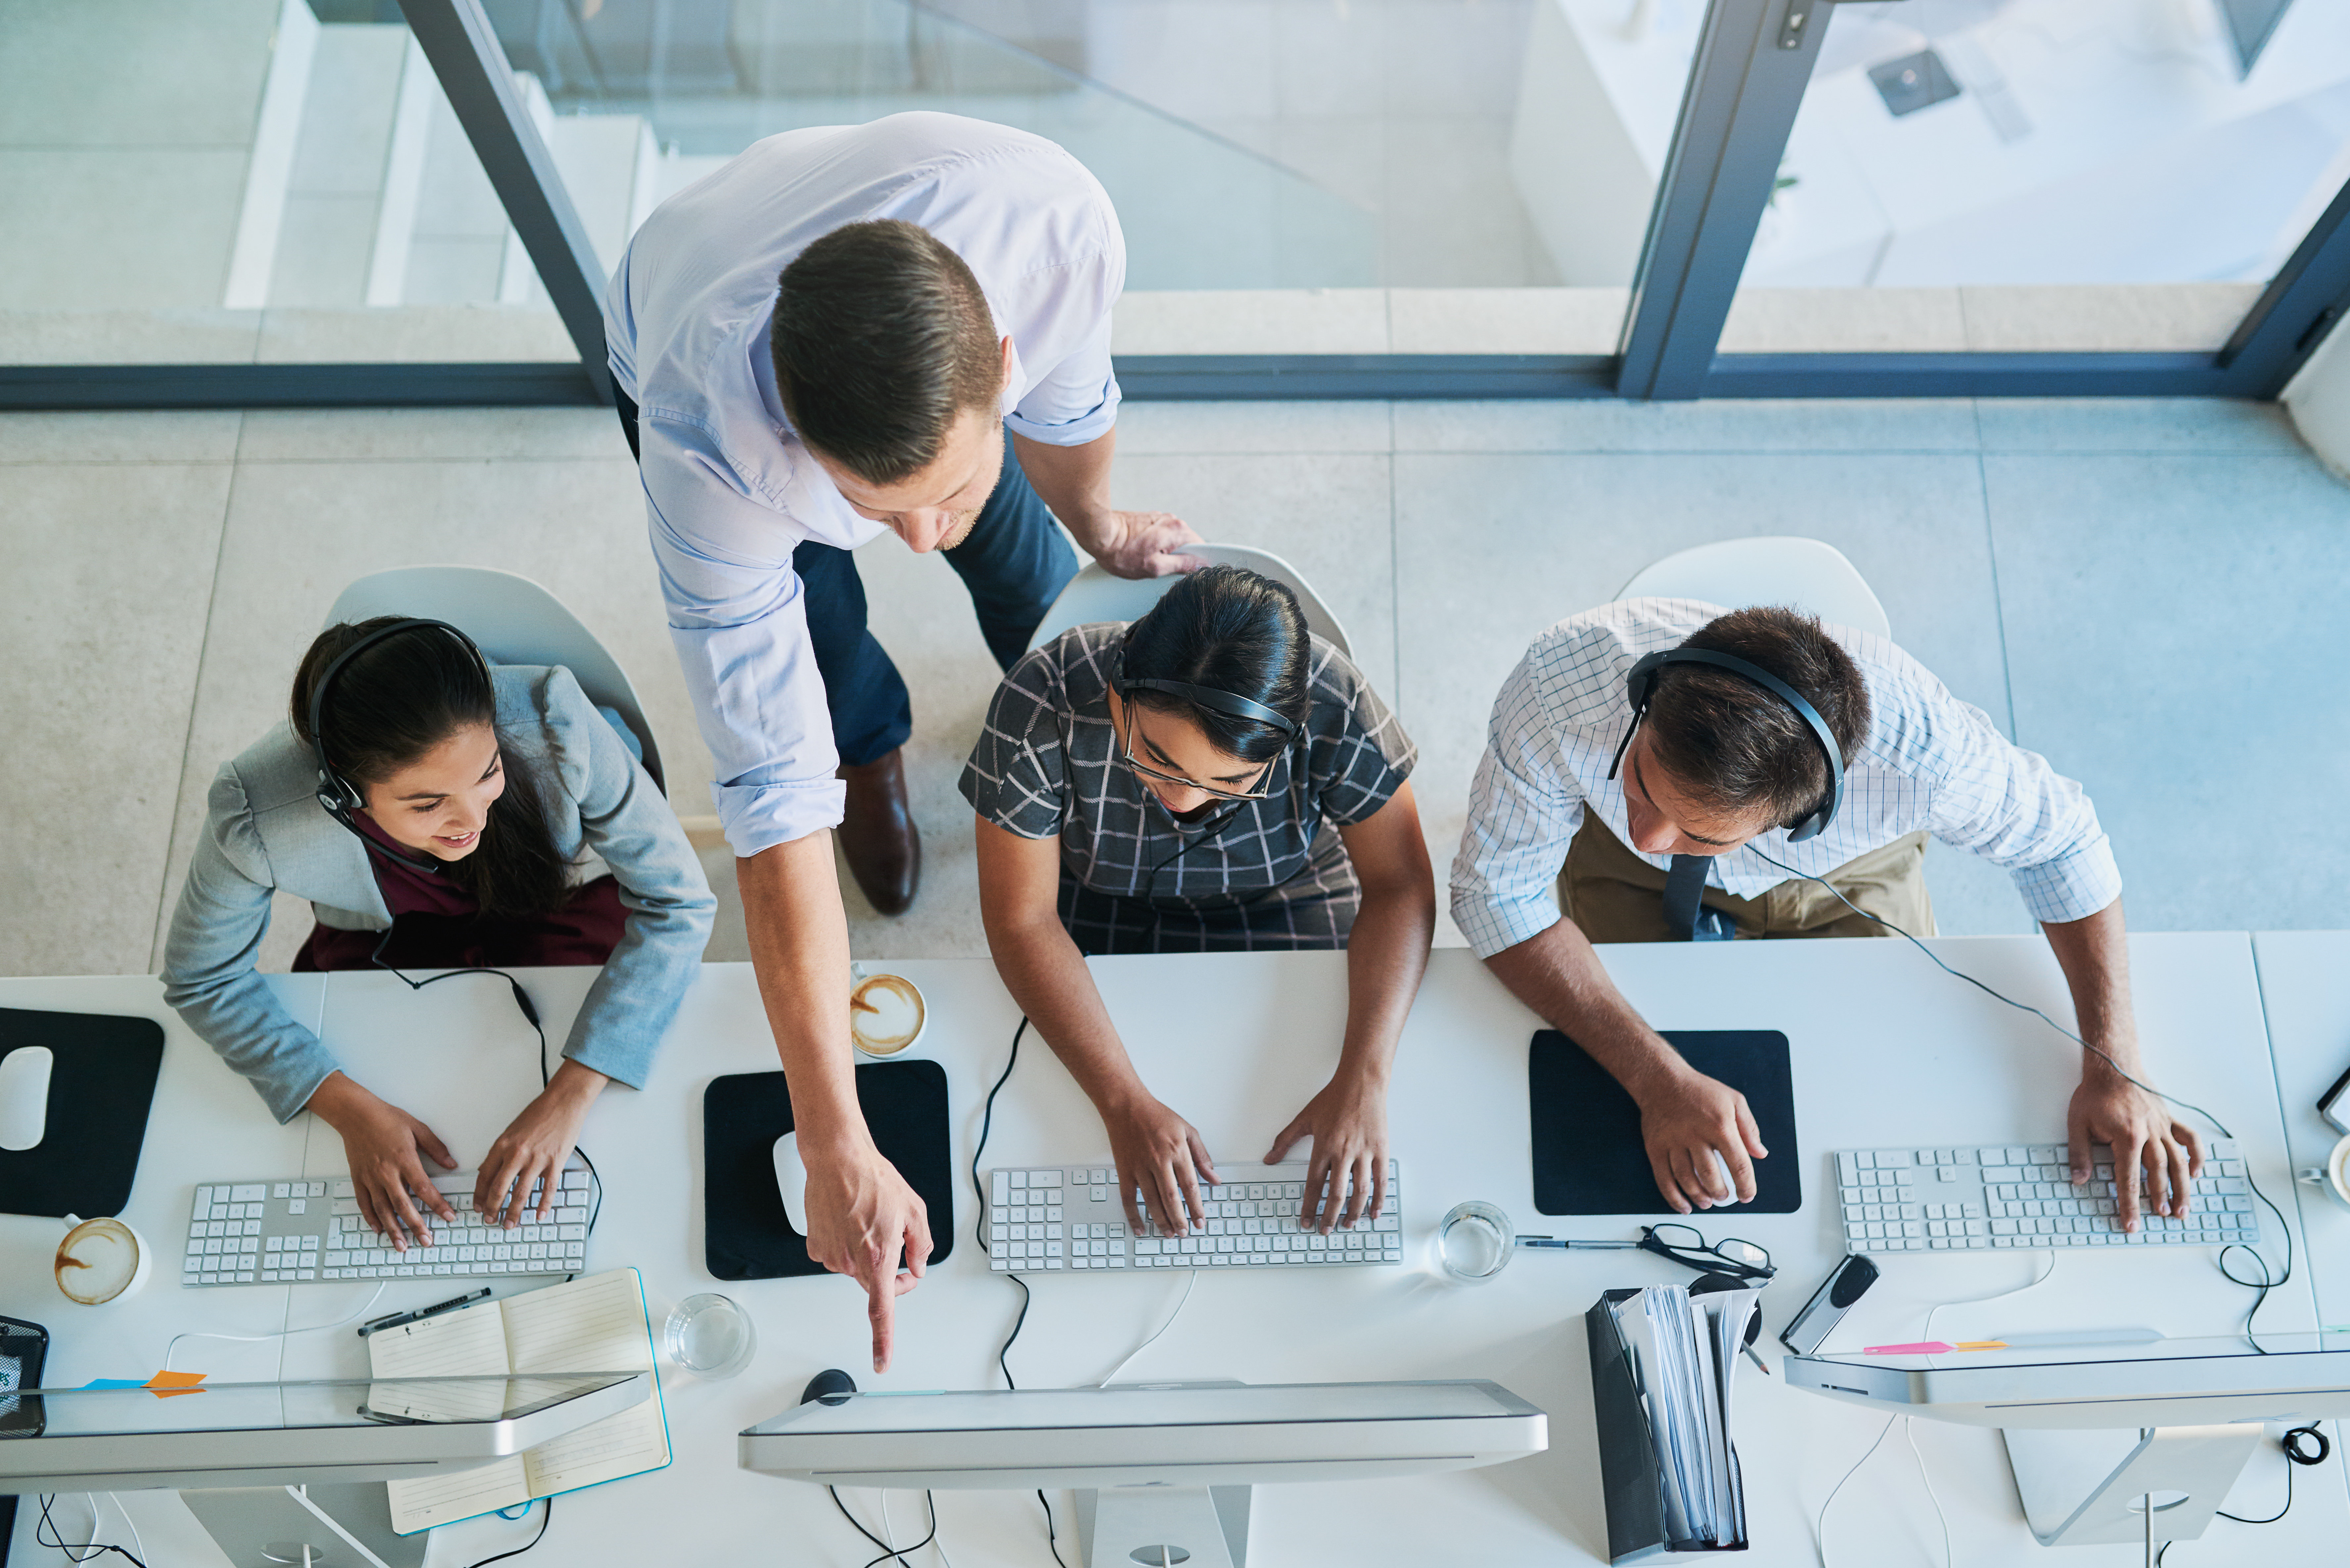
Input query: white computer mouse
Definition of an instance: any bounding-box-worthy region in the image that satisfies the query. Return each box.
[0,1044,53,1152]
[773,1131,809,1236]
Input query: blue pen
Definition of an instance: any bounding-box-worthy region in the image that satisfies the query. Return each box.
[1514,1236,1640,1250]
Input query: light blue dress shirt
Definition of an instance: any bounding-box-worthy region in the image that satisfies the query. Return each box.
[604,112,1127,857]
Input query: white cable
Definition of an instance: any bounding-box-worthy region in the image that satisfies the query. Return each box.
[1919,1254,2058,1348]
[110,1493,148,1567]
[881,1487,898,1557]
[1816,1414,1899,1568]
[162,1283,389,1371]
[1097,1270,1200,1387]
[1904,1418,1954,1568]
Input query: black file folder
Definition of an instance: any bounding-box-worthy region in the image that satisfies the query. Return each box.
[1586,1289,1748,1561]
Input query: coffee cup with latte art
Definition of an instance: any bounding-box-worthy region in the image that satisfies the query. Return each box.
[56,1214,151,1306]
[849,967,926,1059]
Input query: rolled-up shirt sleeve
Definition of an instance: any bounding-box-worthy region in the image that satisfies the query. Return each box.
[1449,655,1590,959]
[1007,308,1120,448]
[1907,678,2123,925]
[644,440,846,858]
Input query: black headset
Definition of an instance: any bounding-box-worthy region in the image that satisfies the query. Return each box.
[1605,646,1845,843]
[307,618,492,873]
[1110,641,1301,741]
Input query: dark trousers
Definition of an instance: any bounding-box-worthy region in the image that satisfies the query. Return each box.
[617,388,1078,766]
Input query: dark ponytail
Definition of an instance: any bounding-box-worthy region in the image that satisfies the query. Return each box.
[1120,565,1311,763]
[291,619,573,919]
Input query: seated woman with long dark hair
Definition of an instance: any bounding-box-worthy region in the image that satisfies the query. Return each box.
[961,565,1435,1240]
[163,618,713,1247]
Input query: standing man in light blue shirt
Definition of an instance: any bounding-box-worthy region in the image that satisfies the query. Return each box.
[604,112,1200,1370]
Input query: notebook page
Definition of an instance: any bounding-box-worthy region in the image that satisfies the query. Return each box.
[369,1302,530,1531]
[380,1454,530,1534]
[496,1269,669,1498]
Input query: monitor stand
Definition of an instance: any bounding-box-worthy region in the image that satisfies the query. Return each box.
[180,1483,427,1568]
[1075,1483,1251,1568]
[2001,1425,2266,1547]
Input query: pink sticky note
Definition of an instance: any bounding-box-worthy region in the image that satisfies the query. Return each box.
[1863,1341,1954,1356]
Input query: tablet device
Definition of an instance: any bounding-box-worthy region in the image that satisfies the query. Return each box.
[1528,1029,1801,1215]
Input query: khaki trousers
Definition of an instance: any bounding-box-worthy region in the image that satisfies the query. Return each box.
[1560,818,1937,942]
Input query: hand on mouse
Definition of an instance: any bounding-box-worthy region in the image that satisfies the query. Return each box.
[1636,1065,1764,1214]
[476,1060,609,1226]
[305,1071,457,1249]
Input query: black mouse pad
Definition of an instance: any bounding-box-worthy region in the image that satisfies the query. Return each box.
[1529,1029,1801,1216]
[702,1061,955,1281]
[0,1009,165,1219]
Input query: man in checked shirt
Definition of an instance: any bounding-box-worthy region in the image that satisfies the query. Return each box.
[1451,599,2200,1232]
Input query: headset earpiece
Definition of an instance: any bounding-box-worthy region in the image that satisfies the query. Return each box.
[1612,645,1845,842]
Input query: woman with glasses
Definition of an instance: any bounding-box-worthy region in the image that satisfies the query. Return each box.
[961,564,1434,1240]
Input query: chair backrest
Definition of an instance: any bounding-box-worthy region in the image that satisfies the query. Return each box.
[1024,544,1354,658]
[323,565,665,793]
[1614,537,1891,640]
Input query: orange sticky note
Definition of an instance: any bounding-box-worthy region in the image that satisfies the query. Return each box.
[145,1370,207,1398]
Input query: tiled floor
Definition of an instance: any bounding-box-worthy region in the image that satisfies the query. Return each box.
[1,395,2341,981]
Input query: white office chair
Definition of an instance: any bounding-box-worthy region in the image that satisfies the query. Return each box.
[1025,543,1354,657]
[325,565,667,793]
[1615,537,1891,639]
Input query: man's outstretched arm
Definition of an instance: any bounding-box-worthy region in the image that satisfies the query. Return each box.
[738,831,931,1371]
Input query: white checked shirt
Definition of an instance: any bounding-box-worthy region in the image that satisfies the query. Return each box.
[1449,600,2123,958]
[604,113,1126,856]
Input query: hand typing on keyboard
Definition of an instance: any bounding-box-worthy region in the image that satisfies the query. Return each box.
[303,1070,459,1249]
[474,1059,612,1226]
[1101,1094,1218,1237]
[2067,1070,2205,1233]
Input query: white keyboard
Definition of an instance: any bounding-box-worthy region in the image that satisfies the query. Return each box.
[984,1161,1405,1272]
[181,1166,597,1287]
[1832,1141,2259,1254]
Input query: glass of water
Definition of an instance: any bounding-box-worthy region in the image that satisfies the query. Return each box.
[1436,1201,1514,1285]
[663,1292,756,1378]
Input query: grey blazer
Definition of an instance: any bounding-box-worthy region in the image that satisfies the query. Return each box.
[162,664,716,1122]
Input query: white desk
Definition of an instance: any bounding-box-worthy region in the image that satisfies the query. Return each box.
[2253,931,2350,1329]
[6,936,2344,1565]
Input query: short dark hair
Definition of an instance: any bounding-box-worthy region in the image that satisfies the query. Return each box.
[771,219,1001,486]
[1642,606,1872,829]
[1120,565,1312,764]
[292,618,572,919]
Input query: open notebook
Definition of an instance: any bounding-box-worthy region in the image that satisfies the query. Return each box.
[365,1268,669,1535]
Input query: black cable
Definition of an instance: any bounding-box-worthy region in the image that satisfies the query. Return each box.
[2213,1423,2329,1526]
[364,932,604,1273]
[1747,848,2296,1347]
[971,1016,1039,1388]
[461,1495,553,1567]
[36,1495,148,1567]
[1038,1490,1071,1568]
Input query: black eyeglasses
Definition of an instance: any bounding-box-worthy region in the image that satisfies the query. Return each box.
[1639,1224,1774,1284]
[1114,704,1276,803]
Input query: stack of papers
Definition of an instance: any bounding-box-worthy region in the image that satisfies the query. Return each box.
[1609,1283,1761,1548]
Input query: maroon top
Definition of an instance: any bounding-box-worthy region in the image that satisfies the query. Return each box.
[295,811,627,973]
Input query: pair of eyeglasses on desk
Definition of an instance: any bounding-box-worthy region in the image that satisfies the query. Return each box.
[1513,1224,1776,1286]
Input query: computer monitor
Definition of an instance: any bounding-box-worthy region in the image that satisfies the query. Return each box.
[1784,1331,2350,1547]
[1,1373,648,1568]
[742,1378,1546,1568]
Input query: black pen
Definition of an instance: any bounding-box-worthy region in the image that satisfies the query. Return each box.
[1514,1236,1640,1250]
[358,1287,493,1338]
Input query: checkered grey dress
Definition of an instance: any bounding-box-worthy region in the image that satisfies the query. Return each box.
[960,624,1417,954]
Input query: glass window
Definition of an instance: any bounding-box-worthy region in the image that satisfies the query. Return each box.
[1725,0,2350,354]
[0,0,574,368]
[507,0,1705,356]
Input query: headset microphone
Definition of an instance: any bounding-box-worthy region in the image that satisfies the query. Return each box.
[1606,645,1846,842]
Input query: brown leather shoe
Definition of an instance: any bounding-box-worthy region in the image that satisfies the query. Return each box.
[837,749,921,916]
